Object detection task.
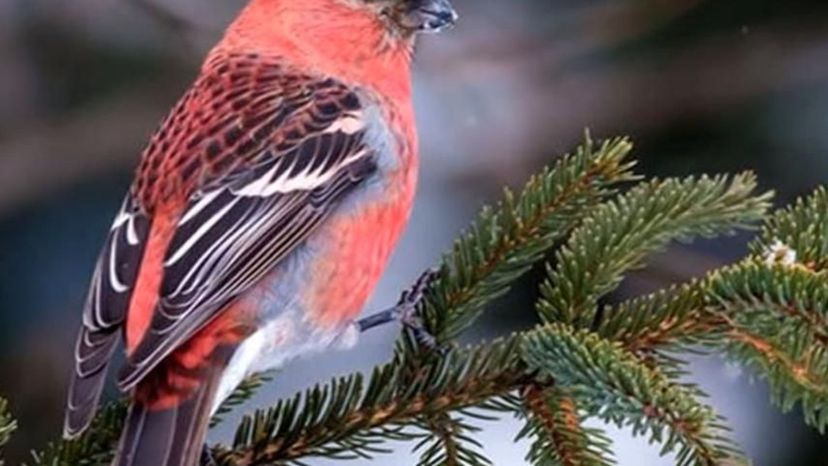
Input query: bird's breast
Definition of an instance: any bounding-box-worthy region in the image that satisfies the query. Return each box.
[240,97,418,330]
[299,101,418,326]
[304,185,414,326]
[239,164,416,332]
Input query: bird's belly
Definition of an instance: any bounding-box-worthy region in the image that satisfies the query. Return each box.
[302,196,412,326]
[212,187,413,411]
[214,178,411,409]
[211,309,359,414]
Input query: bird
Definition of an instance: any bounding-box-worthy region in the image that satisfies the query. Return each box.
[61,0,457,465]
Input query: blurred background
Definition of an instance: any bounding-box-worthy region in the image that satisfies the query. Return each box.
[1,0,827,464]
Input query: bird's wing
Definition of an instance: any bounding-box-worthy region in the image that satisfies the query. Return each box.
[65,194,150,436]
[118,57,378,390]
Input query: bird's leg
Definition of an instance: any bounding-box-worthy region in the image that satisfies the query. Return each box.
[356,268,440,349]
[126,0,216,54]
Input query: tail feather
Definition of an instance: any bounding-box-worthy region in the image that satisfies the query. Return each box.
[64,365,109,438]
[114,376,218,466]
[113,341,237,466]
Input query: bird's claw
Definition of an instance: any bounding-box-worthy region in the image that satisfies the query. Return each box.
[396,267,439,309]
[355,268,445,353]
[396,268,442,352]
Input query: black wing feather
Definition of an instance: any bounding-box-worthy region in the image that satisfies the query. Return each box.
[65,194,149,438]
[118,83,377,390]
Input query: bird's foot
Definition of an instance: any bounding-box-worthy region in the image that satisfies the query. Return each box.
[356,268,441,352]
[395,268,441,351]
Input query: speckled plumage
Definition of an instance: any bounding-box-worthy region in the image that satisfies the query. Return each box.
[133,53,368,209]
[62,0,456,465]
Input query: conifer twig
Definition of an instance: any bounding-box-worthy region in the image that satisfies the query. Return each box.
[519,385,614,466]
[0,398,16,466]
[410,136,637,348]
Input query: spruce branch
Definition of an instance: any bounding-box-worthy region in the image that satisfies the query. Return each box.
[413,136,637,347]
[212,317,745,465]
[517,385,614,466]
[596,182,827,354]
[521,324,741,466]
[751,186,828,271]
[413,413,492,466]
[0,398,16,466]
[596,283,712,354]
[598,257,828,433]
[707,261,828,431]
[217,337,529,465]
[537,173,772,328]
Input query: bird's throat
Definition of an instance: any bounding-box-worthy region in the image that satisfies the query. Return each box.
[216,0,415,105]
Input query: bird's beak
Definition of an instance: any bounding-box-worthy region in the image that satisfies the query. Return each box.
[410,0,458,34]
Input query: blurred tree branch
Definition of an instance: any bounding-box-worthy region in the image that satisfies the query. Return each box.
[0,398,16,466]
[0,86,174,215]
[128,0,195,33]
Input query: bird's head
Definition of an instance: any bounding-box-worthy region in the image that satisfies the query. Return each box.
[365,0,459,36]
[220,0,457,100]
[226,0,458,50]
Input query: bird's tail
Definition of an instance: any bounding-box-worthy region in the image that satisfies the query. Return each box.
[112,347,234,466]
[113,389,211,466]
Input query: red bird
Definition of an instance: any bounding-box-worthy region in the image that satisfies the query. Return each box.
[62,0,457,465]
